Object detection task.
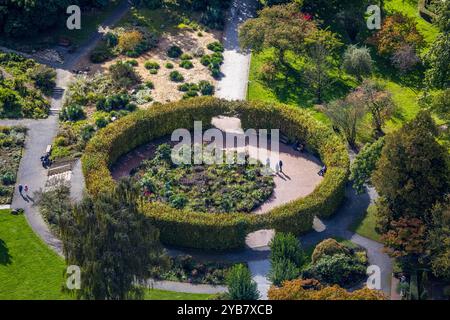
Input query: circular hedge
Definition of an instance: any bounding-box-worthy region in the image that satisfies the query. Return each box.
[82,97,349,251]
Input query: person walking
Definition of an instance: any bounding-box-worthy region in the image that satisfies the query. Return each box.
[18,184,23,195]
[24,185,29,197]
[279,160,283,173]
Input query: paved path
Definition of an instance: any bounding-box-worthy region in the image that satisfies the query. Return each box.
[216,0,258,100]
[146,280,227,295]
[0,1,132,256]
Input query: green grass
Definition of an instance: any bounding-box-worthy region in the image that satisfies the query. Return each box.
[349,205,382,243]
[385,0,439,47]
[0,209,213,300]
[0,209,68,300]
[144,289,212,300]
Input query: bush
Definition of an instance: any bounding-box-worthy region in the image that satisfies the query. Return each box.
[198,80,215,95]
[144,61,160,70]
[127,59,138,67]
[226,264,259,300]
[165,62,174,69]
[109,61,140,88]
[145,81,155,89]
[60,104,85,122]
[180,60,194,69]
[167,45,183,58]
[29,65,56,96]
[1,171,16,185]
[117,30,144,54]
[269,258,300,287]
[207,41,224,53]
[90,41,113,63]
[270,232,303,267]
[82,97,349,250]
[169,71,185,82]
[180,53,193,60]
[311,238,350,264]
[303,253,367,287]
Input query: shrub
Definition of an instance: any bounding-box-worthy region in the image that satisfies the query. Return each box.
[29,65,56,95]
[90,41,113,63]
[207,41,224,53]
[311,238,350,264]
[109,61,140,88]
[167,45,183,58]
[180,53,193,60]
[117,30,144,54]
[198,80,215,96]
[169,71,185,82]
[60,104,85,122]
[144,61,160,70]
[226,264,259,300]
[145,81,155,89]
[95,117,108,128]
[82,97,349,250]
[180,60,194,69]
[126,59,138,67]
[303,253,367,287]
[270,232,303,267]
[1,171,16,185]
[269,258,300,287]
[165,62,174,69]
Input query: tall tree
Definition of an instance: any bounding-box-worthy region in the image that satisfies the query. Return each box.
[239,2,316,66]
[60,178,165,300]
[226,264,260,300]
[372,111,449,257]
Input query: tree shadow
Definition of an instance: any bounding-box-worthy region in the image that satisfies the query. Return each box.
[0,239,12,265]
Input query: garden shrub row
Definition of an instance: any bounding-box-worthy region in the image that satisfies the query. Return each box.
[82,97,349,250]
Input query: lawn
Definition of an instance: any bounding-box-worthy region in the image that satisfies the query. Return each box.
[144,289,212,300]
[349,205,382,243]
[0,209,68,300]
[0,209,213,300]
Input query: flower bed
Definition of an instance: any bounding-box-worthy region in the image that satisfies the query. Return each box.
[82,97,349,250]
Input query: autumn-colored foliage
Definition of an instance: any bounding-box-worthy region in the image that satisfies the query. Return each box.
[368,13,424,57]
[382,218,427,257]
[118,30,144,53]
[268,279,386,300]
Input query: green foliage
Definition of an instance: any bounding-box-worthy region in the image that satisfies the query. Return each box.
[169,70,185,82]
[35,184,71,234]
[60,178,165,300]
[109,60,141,88]
[268,258,300,287]
[207,41,224,53]
[350,137,385,194]
[29,65,56,96]
[424,33,450,89]
[165,62,174,69]
[180,60,194,69]
[226,264,259,300]
[82,97,349,250]
[311,238,350,264]
[136,143,274,213]
[60,104,86,122]
[342,45,373,81]
[144,60,160,70]
[167,45,183,58]
[303,253,367,287]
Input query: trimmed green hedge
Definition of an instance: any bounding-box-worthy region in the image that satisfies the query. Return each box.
[82,97,349,251]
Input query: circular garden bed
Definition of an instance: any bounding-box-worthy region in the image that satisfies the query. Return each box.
[82,97,349,251]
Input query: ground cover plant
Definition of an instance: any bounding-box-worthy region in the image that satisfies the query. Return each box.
[0,52,54,119]
[0,126,26,204]
[149,254,240,285]
[134,143,275,213]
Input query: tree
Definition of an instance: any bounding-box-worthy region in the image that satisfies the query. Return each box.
[59,178,165,300]
[350,137,385,194]
[390,44,421,73]
[430,89,450,125]
[426,197,450,280]
[424,33,450,89]
[369,13,424,59]
[268,232,304,286]
[239,3,316,66]
[226,264,259,300]
[342,45,373,81]
[268,279,386,300]
[321,94,366,149]
[372,111,449,258]
[356,80,394,135]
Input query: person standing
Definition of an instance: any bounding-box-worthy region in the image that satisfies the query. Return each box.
[279,160,283,173]
[24,185,29,197]
[18,184,23,195]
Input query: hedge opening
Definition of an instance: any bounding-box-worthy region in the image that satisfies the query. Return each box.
[82,97,349,251]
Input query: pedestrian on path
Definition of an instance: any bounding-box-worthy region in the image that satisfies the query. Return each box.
[279,160,283,173]
[18,184,23,195]
[24,185,29,197]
